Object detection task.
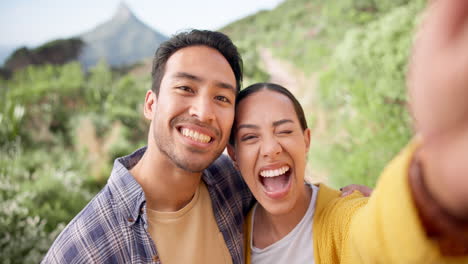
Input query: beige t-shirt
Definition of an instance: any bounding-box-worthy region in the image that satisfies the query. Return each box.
[147,181,232,264]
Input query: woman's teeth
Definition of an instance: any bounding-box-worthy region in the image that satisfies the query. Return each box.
[260,166,290,177]
[181,128,211,143]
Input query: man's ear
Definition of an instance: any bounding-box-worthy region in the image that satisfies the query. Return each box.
[227,144,239,170]
[144,90,156,120]
[304,128,311,153]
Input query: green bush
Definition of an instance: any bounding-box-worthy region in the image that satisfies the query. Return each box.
[313,1,424,187]
[0,60,149,262]
[0,142,95,263]
[1,62,85,146]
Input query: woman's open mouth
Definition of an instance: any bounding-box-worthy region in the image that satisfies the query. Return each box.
[259,165,292,199]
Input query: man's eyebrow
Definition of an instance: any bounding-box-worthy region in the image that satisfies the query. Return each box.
[173,72,235,92]
[173,72,202,82]
[273,119,294,127]
[215,81,235,92]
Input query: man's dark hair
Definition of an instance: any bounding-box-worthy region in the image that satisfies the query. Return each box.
[151,29,243,95]
[229,82,308,145]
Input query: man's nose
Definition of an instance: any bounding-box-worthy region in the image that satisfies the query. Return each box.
[189,96,215,123]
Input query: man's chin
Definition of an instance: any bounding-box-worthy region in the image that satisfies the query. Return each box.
[173,159,213,173]
[156,138,225,173]
[176,148,225,173]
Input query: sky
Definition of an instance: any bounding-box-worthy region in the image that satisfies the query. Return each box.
[0,0,284,47]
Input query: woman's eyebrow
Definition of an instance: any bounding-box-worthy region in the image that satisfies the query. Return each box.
[237,124,259,130]
[237,119,293,130]
[273,119,293,127]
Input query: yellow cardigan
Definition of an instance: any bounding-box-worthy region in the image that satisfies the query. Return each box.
[244,143,468,263]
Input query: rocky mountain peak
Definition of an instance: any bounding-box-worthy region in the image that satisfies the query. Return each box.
[113,2,135,21]
[78,1,168,68]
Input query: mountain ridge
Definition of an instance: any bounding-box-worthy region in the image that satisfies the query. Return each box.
[78,2,168,68]
[2,2,168,72]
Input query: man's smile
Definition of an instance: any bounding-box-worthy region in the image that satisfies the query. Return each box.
[180,127,212,143]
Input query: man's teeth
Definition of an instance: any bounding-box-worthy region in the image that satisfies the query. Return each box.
[260,166,290,177]
[181,128,211,143]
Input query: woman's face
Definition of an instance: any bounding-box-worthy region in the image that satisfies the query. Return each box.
[229,89,311,216]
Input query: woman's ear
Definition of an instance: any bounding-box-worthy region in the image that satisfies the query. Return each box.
[143,90,156,120]
[227,144,239,170]
[304,128,311,153]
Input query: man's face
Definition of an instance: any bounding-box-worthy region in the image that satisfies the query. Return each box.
[147,45,237,173]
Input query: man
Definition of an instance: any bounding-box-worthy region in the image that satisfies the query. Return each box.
[43,30,252,264]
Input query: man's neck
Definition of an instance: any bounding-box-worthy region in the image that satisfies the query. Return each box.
[130,147,203,212]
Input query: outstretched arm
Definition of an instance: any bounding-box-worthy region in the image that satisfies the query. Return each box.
[408,0,468,222]
[337,1,468,262]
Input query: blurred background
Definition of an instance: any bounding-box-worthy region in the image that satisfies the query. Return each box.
[0,0,425,262]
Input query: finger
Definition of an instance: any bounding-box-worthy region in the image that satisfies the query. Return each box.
[359,187,373,197]
[340,190,353,197]
[340,184,356,193]
[340,184,373,197]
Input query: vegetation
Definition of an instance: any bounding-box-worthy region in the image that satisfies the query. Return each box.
[223,0,425,187]
[314,1,424,186]
[0,62,149,263]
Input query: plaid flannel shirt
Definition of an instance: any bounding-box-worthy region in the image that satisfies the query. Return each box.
[42,147,254,264]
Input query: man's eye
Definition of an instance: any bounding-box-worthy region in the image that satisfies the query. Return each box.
[279,130,293,135]
[215,95,231,103]
[177,86,194,93]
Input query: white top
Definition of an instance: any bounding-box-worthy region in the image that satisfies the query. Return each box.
[250,184,319,264]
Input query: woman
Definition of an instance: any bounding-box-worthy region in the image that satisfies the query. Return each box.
[227,83,468,263]
[227,83,322,263]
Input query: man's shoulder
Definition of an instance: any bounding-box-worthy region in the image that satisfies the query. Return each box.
[203,154,254,212]
[204,154,247,190]
[206,154,239,178]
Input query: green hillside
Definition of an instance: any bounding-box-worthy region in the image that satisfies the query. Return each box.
[223,0,416,74]
[222,0,425,187]
[0,62,150,262]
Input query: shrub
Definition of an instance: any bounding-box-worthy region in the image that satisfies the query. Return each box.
[313,1,424,187]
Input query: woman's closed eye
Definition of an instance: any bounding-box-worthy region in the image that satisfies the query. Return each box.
[240,134,258,142]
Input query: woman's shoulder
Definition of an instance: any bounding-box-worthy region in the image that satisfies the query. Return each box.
[314,183,368,226]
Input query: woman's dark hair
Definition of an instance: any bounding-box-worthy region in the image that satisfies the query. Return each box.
[229,82,308,145]
[151,29,243,95]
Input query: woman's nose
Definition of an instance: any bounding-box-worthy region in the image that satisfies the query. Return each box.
[260,136,282,159]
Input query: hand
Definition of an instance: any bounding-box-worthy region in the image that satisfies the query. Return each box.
[340,184,373,197]
[408,0,468,218]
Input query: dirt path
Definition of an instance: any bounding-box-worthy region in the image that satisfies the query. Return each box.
[259,48,324,130]
[259,49,310,106]
[259,48,328,183]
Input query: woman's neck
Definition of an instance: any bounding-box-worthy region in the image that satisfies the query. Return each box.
[252,185,313,249]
